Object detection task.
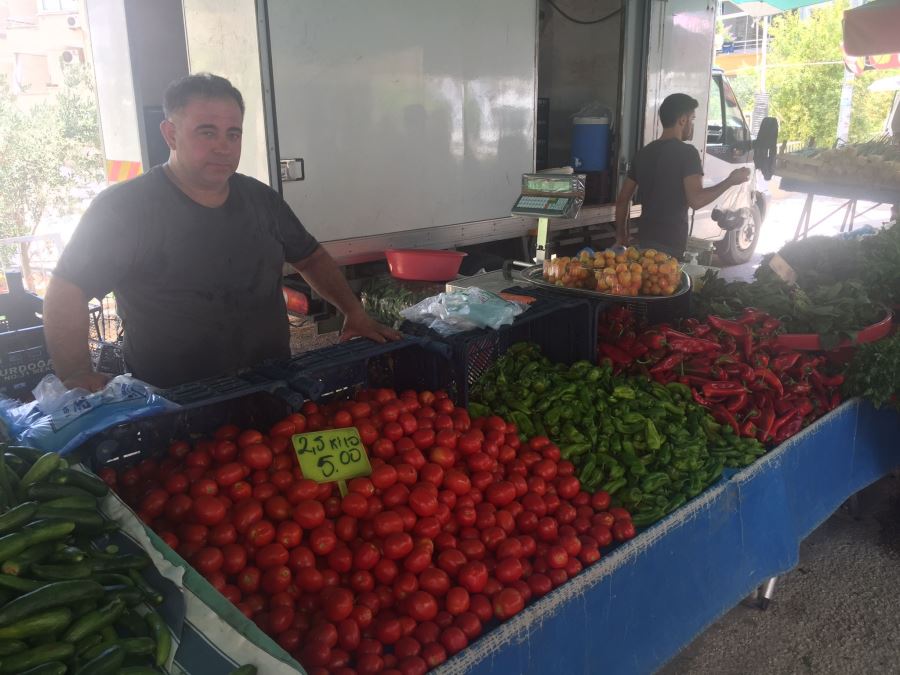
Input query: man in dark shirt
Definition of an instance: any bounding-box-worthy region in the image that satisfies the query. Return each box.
[44,73,399,390]
[614,93,750,257]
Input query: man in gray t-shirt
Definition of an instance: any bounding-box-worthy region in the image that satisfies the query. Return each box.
[45,73,399,390]
[615,93,749,258]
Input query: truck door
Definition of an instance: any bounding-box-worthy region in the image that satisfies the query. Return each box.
[691,72,754,243]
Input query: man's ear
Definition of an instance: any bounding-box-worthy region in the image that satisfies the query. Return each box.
[160,119,176,150]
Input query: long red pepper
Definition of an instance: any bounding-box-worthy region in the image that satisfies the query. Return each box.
[708,315,749,337]
[755,368,784,397]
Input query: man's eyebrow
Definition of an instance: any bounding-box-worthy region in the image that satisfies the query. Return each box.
[193,124,243,133]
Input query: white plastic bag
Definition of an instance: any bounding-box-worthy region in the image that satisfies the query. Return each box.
[0,374,179,456]
[400,287,526,336]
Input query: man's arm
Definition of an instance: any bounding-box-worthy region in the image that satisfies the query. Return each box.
[614,177,638,247]
[291,246,401,343]
[683,168,750,210]
[43,276,110,391]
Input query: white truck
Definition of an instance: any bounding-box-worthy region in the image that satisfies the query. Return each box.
[85,0,775,279]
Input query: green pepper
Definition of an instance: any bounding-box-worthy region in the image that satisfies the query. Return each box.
[468,403,490,418]
[560,443,591,459]
[602,477,627,495]
[665,494,688,513]
[509,412,535,438]
[612,386,636,400]
[640,472,671,493]
[645,419,663,450]
[631,506,666,528]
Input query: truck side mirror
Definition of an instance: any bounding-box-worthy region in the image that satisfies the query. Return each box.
[753,117,779,180]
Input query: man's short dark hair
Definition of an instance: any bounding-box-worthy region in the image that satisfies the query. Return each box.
[163,73,245,118]
[659,93,698,128]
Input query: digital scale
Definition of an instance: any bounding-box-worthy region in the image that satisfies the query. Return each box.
[510,172,585,261]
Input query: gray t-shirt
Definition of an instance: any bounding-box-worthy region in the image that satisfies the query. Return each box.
[54,166,319,388]
[628,138,703,254]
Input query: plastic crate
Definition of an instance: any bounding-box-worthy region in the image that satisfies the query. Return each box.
[0,271,52,399]
[255,336,456,403]
[402,286,594,406]
[75,389,293,471]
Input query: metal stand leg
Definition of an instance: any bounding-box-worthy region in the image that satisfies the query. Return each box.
[793,194,814,240]
[759,577,778,610]
[535,217,550,263]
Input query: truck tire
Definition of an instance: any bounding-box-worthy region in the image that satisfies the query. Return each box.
[716,204,761,266]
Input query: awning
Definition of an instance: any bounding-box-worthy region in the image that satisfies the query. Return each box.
[728,1,830,17]
[843,0,900,57]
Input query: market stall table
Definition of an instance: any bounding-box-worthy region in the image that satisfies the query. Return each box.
[436,400,899,675]
[779,177,899,241]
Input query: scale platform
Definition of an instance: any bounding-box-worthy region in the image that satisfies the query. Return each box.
[445,269,517,295]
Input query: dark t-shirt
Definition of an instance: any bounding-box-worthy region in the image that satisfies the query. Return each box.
[627,138,703,254]
[54,166,319,388]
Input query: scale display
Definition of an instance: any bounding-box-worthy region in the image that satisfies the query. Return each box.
[511,194,574,217]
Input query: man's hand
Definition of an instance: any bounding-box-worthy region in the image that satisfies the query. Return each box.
[727,167,751,186]
[341,310,402,344]
[62,370,111,393]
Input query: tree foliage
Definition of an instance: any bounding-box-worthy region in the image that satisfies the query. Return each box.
[0,65,104,271]
[764,0,898,146]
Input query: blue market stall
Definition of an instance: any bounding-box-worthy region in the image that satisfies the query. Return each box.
[437,400,899,675]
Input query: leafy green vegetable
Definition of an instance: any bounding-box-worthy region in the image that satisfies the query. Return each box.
[843,334,900,410]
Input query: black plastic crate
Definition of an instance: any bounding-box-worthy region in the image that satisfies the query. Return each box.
[0,325,52,400]
[605,288,692,328]
[254,337,456,403]
[76,390,293,472]
[402,286,593,406]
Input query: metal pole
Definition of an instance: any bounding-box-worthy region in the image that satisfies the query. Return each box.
[760,16,768,94]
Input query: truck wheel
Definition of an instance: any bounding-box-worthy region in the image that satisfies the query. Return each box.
[716,204,761,266]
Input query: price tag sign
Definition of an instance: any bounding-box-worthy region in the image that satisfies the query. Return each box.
[292,428,372,492]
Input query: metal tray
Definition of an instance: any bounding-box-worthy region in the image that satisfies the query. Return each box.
[518,264,692,302]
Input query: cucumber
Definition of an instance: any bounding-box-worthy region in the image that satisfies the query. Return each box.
[119,668,163,675]
[32,559,94,580]
[74,632,103,656]
[0,454,13,511]
[19,663,68,675]
[2,452,29,477]
[0,638,27,655]
[48,545,87,564]
[62,598,124,643]
[0,641,74,673]
[74,643,125,675]
[229,666,259,675]
[47,469,109,498]
[111,636,155,657]
[26,484,96,503]
[20,453,63,490]
[90,554,149,573]
[5,447,46,464]
[115,608,150,638]
[42,495,97,511]
[145,610,171,667]
[70,599,98,618]
[19,520,77,546]
[99,624,117,642]
[34,506,104,533]
[1,541,56,576]
[0,588,10,605]
[0,502,39,534]
[0,580,104,627]
[0,607,73,640]
[0,573,44,592]
[91,572,133,587]
[0,532,30,563]
[128,569,163,605]
[103,586,143,607]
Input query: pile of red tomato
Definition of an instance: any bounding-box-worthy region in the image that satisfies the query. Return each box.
[101,389,635,675]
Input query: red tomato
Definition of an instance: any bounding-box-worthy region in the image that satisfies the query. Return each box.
[309,525,338,556]
[164,494,192,522]
[296,566,324,592]
[192,546,224,575]
[264,495,291,522]
[408,486,438,517]
[232,499,263,533]
[613,519,636,542]
[445,586,470,615]
[371,464,398,490]
[168,440,191,460]
[334,515,358,542]
[222,543,248,575]
[437,549,467,577]
[211,440,238,464]
[418,567,451,597]
[163,473,188,495]
[246,520,276,547]
[252,482,277,501]
[209,522,237,547]
[373,557,400,585]
[192,495,226,526]
[255,542,289,569]
[293,500,326,529]
[457,561,488,593]
[338,617,361,651]
[495,557,524,584]
[229,481,252,502]
[353,542,382,570]
[383,532,414,561]
[261,565,292,594]
[241,444,273,471]
[139,489,168,520]
[214,463,244,488]
[454,611,482,640]
[439,626,468,655]
[237,566,261,594]
[237,429,263,448]
[340,492,368,519]
[214,424,240,441]
[493,587,525,620]
[405,590,438,622]
[422,642,448,669]
[469,593,493,623]
[403,545,433,574]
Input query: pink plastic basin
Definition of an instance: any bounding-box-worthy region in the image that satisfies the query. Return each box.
[385,249,467,282]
